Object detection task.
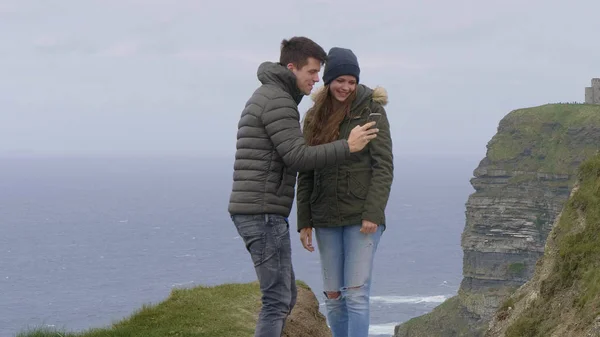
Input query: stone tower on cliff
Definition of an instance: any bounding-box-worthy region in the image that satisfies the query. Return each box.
[585,78,600,104]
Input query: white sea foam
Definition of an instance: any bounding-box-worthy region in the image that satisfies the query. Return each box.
[369,322,397,336]
[319,294,450,306]
[175,254,195,258]
[171,281,195,287]
[370,294,449,304]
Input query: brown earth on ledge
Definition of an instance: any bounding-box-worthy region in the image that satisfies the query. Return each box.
[283,283,331,337]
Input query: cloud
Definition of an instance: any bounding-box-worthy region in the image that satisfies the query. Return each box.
[31,32,270,63]
[33,36,97,54]
[360,54,432,71]
[98,42,140,57]
[173,49,274,64]
[33,37,146,58]
[0,1,20,14]
[31,33,429,72]
[33,36,59,48]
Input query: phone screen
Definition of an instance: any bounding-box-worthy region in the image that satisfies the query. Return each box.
[367,112,382,125]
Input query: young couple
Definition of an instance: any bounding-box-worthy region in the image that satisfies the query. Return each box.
[229,36,394,337]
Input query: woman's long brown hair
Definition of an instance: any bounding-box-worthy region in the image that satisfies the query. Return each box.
[303,85,357,146]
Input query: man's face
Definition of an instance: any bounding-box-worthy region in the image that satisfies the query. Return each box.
[287,57,321,95]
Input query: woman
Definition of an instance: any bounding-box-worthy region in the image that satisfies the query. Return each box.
[296,47,394,337]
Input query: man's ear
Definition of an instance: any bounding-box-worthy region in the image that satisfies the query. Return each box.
[286,63,295,71]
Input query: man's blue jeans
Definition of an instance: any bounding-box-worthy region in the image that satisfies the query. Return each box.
[232,214,297,337]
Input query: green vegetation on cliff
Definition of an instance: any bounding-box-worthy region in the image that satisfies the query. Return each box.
[504,154,600,337]
[17,281,327,337]
[394,297,483,337]
[18,283,262,337]
[487,104,600,174]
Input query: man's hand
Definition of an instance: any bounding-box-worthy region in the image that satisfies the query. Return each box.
[300,227,314,252]
[360,219,378,234]
[348,122,378,153]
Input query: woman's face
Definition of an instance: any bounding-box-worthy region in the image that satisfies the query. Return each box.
[329,75,357,102]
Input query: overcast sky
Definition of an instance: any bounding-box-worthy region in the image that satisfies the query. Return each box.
[2,0,600,158]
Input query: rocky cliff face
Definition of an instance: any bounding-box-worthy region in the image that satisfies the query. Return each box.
[458,167,570,322]
[395,103,600,337]
[486,154,600,337]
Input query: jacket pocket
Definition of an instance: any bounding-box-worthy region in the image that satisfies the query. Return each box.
[346,169,371,200]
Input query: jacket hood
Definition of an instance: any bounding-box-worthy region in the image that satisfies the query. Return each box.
[257,62,304,105]
[311,84,388,109]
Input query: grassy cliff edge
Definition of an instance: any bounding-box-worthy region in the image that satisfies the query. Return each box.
[486,103,600,174]
[17,281,330,337]
[394,296,482,336]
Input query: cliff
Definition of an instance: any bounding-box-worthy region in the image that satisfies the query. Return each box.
[395,103,600,337]
[18,281,331,337]
[486,154,600,337]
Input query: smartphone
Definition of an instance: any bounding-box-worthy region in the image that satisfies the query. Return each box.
[367,112,382,125]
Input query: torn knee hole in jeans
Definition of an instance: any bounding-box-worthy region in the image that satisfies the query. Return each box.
[324,291,342,300]
[342,284,365,291]
[324,284,365,299]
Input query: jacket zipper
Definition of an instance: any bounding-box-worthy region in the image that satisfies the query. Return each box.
[276,167,286,196]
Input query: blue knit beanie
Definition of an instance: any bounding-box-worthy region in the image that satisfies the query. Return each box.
[323,47,360,85]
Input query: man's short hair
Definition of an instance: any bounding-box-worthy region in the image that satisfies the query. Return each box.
[280,37,327,69]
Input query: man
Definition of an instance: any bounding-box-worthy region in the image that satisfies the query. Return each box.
[229,36,378,337]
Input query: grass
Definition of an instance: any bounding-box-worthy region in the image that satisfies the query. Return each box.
[508,262,526,277]
[496,297,516,321]
[486,104,600,175]
[499,297,515,313]
[17,282,263,337]
[395,296,479,337]
[505,154,600,337]
[16,327,76,337]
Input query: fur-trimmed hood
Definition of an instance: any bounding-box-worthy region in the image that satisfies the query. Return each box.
[311,84,388,108]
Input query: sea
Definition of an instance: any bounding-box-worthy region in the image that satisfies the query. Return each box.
[0,154,480,337]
